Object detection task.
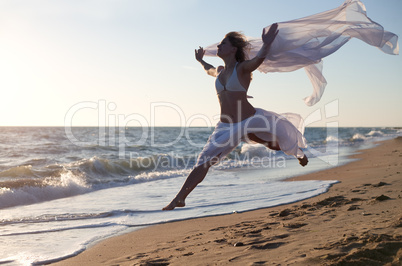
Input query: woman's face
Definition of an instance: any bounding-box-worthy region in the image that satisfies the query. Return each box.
[217,37,236,58]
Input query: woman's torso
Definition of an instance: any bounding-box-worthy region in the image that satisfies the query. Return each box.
[216,63,256,123]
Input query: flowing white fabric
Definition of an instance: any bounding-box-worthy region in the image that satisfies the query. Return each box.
[204,0,399,106]
[195,108,306,167]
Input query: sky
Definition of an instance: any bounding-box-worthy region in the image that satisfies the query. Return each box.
[0,0,401,127]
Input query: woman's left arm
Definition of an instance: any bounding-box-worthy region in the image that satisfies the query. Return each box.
[239,23,279,74]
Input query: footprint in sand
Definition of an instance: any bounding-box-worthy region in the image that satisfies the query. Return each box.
[248,241,286,250]
[375,194,391,201]
[347,205,360,211]
[392,216,402,228]
[248,261,268,265]
[209,226,227,231]
[141,258,170,266]
[372,181,390,187]
[283,222,308,229]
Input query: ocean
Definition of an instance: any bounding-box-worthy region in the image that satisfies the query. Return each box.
[0,126,401,265]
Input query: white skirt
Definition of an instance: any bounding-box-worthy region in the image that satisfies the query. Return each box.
[195,108,306,167]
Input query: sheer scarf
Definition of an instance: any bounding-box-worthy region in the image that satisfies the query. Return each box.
[204,0,398,106]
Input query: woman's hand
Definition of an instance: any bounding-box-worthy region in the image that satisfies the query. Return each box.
[195,46,205,62]
[256,23,279,59]
[262,23,279,46]
[195,46,217,76]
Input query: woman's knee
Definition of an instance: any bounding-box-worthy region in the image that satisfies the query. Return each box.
[267,142,281,151]
[247,133,281,151]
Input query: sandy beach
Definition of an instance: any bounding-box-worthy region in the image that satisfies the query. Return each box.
[53,137,402,266]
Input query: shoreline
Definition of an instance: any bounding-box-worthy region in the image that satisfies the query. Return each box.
[52,138,402,265]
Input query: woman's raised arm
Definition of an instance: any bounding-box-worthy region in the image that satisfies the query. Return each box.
[239,23,279,74]
[195,47,218,77]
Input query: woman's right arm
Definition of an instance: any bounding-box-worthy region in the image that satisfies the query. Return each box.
[195,47,218,77]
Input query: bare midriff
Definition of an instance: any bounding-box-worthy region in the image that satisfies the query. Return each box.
[218,91,256,123]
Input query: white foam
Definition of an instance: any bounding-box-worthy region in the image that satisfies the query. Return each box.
[325,135,339,143]
[130,169,190,183]
[366,130,384,137]
[351,133,366,141]
[240,143,272,158]
[0,171,90,209]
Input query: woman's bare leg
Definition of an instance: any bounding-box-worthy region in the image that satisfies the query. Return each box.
[162,163,211,210]
[247,133,308,166]
[247,133,281,150]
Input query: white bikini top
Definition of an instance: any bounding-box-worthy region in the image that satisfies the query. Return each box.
[215,63,247,94]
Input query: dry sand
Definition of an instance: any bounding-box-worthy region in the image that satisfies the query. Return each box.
[53,137,402,265]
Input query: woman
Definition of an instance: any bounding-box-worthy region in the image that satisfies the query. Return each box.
[163,23,308,211]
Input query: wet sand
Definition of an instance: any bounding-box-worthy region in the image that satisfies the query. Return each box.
[53,137,402,265]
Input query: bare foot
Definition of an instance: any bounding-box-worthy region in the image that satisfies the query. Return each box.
[298,155,308,167]
[162,198,185,211]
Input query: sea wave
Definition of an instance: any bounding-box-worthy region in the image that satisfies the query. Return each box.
[0,164,63,179]
[240,143,272,158]
[351,133,366,142]
[0,209,161,229]
[131,169,190,183]
[0,171,90,209]
[325,135,339,143]
[1,127,401,209]
[366,130,384,137]
[0,165,35,178]
[0,155,194,209]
